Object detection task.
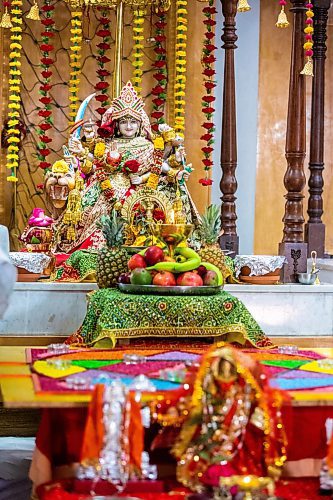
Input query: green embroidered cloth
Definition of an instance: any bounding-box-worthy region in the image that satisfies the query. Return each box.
[71,289,275,349]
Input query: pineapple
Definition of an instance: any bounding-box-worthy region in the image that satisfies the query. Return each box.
[198,204,237,283]
[96,211,129,288]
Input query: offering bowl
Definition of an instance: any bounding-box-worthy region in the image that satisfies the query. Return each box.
[296,272,316,285]
[150,223,193,257]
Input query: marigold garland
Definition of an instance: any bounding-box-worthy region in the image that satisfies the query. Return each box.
[174,0,188,136]
[132,8,145,95]
[68,10,83,126]
[199,0,216,187]
[95,7,111,119]
[151,10,167,133]
[37,0,55,171]
[300,2,314,77]
[5,0,23,182]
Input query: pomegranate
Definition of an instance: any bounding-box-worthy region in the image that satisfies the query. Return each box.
[176,272,203,287]
[203,270,219,286]
[153,271,176,287]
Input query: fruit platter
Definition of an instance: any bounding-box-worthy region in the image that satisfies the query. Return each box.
[117,244,224,296]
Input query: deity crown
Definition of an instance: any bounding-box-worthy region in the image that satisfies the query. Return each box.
[111,81,144,122]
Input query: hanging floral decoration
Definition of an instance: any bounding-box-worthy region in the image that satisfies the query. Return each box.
[151,9,167,133]
[37,0,55,171]
[5,0,23,182]
[275,0,289,28]
[68,10,83,126]
[26,0,40,20]
[174,0,187,136]
[199,0,216,187]
[237,0,251,12]
[0,0,12,27]
[95,7,111,120]
[132,8,145,95]
[300,2,314,77]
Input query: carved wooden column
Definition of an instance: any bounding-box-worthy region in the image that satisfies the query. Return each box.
[219,0,239,256]
[279,0,308,282]
[304,0,330,257]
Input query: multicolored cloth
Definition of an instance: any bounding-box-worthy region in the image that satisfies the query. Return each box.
[51,250,98,282]
[67,289,275,349]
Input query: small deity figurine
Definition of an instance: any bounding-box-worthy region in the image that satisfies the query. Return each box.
[48,81,199,254]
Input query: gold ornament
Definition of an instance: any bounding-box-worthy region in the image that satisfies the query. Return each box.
[275,6,289,28]
[300,57,314,77]
[26,1,40,21]
[0,8,12,28]
[121,186,172,245]
[237,0,251,13]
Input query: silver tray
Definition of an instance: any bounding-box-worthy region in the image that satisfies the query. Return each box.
[118,283,222,296]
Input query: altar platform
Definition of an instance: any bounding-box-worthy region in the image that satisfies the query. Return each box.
[1,281,333,342]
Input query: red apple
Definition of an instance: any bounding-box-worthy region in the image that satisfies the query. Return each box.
[144,245,165,266]
[153,271,176,287]
[177,272,203,287]
[128,254,147,270]
[203,270,219,286]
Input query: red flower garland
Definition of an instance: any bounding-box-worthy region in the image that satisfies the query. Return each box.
[151,10,167,133]
[95,7,111,119]
[199,0,217,186]
[37,0,55,171]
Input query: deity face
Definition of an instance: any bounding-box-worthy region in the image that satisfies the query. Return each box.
[118,116,140,139]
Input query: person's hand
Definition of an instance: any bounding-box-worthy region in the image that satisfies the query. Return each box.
[129,173,142,185]
[68,136,85,156]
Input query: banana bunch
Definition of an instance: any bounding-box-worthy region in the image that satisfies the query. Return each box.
[146,247,223,285]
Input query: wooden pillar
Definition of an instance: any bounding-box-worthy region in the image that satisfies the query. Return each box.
[304,0,330,257]
[219,0,239,257]
[279,0,308,282]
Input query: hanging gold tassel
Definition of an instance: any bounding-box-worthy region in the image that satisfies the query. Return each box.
[276,6,289,28]
[26,1,40,21]
[237,0,251,12]
[300,57,314,77]
[0,7,12,28]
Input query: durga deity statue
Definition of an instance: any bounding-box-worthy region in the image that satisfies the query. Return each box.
[36,81,199,255]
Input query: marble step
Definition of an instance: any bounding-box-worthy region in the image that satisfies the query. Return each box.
[1,282,333,339]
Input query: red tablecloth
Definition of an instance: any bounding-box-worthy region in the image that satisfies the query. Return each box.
[35,405,333,467]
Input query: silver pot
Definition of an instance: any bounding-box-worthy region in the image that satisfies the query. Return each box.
[296,272,316,285]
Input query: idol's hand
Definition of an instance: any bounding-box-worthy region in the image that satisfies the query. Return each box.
[177,164,193,183]
[129,173,142,185]
[175,148,185,163]
[68,136,85,156]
